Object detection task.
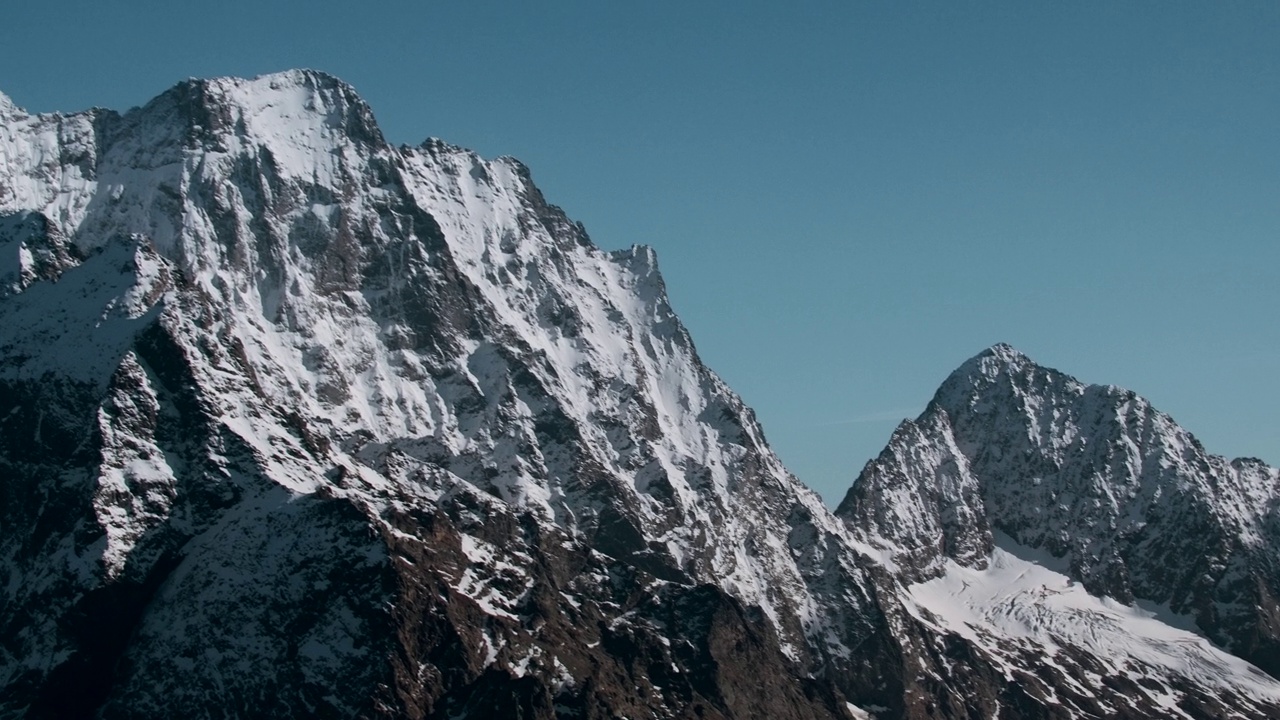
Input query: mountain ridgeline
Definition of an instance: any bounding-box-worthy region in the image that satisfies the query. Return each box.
[1,71,1277,719]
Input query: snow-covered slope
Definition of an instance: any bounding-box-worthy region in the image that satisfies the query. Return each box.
[2,72,1278,719]
[904,533,1280,718]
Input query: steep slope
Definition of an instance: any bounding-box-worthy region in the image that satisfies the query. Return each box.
[0,71,895,719]
[840,344,1280,717]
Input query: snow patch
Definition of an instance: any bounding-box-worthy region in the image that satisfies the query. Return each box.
[906,535,1280,710]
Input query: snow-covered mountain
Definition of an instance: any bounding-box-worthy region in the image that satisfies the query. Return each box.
[839,344,1280,717]
[1,71,1277,719]
[0,69,883,719]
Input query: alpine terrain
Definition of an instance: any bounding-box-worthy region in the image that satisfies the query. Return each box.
[1,71,1277,719]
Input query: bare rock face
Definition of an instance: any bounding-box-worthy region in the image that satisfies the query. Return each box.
[2,73,1279,719]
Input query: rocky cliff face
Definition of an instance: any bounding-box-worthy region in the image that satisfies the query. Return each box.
[2,72,1278,719]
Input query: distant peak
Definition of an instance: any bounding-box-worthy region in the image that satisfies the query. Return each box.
[945,343,1036,382]
[980,342,1027,362]
[924,344,1045,408]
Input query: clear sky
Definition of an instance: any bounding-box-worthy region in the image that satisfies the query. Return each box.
[3,2,1277,504]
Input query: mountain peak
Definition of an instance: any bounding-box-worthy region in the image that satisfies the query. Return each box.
[851,339,1280,678]
[980,341,1022,359]
[199,68,364,109]
[968,342,1035,372]
[142,69,385,152]
[928,343,1049,411]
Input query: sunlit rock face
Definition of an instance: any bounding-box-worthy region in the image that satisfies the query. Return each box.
[3,73,1279,719]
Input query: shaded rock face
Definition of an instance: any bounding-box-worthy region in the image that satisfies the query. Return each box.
[2,73,1279,719]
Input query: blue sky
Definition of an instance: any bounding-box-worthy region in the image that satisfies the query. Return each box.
[3,2,1276,504]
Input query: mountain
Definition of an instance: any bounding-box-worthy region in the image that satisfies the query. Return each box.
[1,71,1277,719]
[839,343,1280,717]
[0,69,885,719]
